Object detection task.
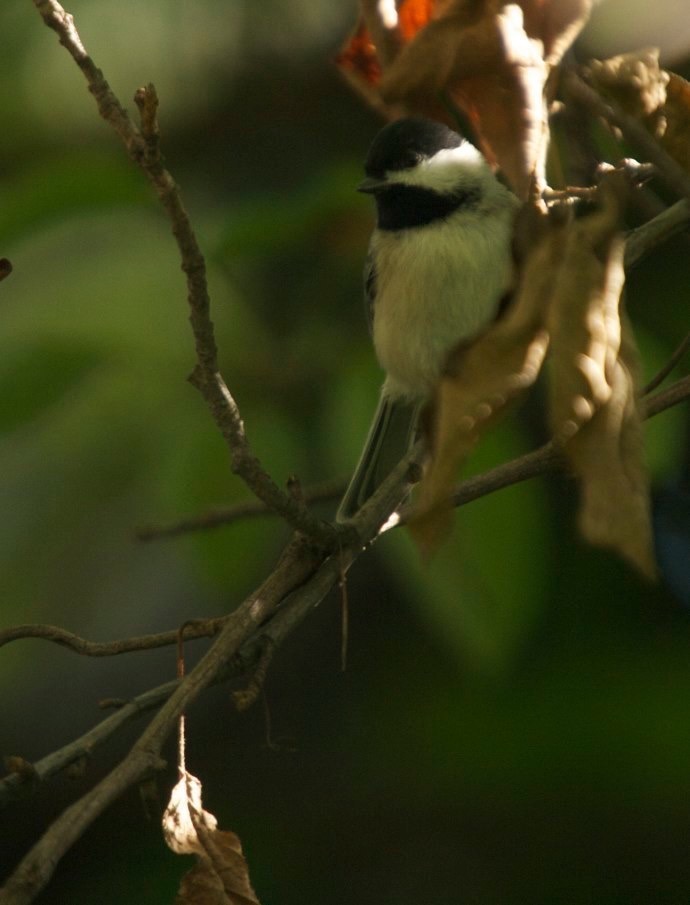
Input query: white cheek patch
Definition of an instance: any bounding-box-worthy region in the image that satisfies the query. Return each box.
[390,144,488,194]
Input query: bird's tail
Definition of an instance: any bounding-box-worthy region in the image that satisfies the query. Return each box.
[336,394,421,522]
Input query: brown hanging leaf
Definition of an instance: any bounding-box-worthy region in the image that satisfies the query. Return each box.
[381,3,549,196]
[565,315,655,577]
[163,772,261,905]
[547,179,626,444]
[663,72,690,174]
[336,18,382,91]
[409,204,560,554]
[546,176,655,577]
[337,0,593,197]
[586,51,690,175]
[587,49,669,136]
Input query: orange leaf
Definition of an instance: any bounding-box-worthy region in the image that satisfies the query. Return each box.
[335,19,382,86]
[337,1,593,197]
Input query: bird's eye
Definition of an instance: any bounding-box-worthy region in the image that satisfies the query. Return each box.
[400,150,421,169]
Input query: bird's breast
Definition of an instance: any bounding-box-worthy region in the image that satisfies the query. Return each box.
[371,210,513,400]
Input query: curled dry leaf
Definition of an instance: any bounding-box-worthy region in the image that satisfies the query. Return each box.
[547,176,655,578]
[588,49,669,136]
[565,314,655,578]
[337,0,593,197]
[547,178,627,444]
[587,50,690,175]
[163,772,261,905]
[664,72,690,174]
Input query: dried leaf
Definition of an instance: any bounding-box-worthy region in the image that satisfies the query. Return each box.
[337,0,593,197]
[663,72,690,174]
[587,48,669,134]
[381,3,550,195]
[547,177,655,577]
[547,179,627,443]
[586,52,690,175]
[565,316,655,578]
[336,19,382,88]
[164,773,261,905]
[409,204,560,554]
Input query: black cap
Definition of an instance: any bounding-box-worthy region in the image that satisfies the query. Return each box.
[364,118,464,180]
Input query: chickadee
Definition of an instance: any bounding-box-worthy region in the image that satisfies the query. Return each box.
[337,117,518,521]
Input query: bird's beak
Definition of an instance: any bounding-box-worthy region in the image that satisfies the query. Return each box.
[357,176,388,194]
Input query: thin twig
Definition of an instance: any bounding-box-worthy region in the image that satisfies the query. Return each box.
[643,332,690,394]
[0,534,321,904]
[3,373,689,665]
[0,619,225,656]
[30,0,336,546]
[137,478,346,541]
[644,373,690,417]
[625,200,690,268]
[0,678,179,807]
[2,373,690,898]
[232,637,276,712]
[564,71,690,206]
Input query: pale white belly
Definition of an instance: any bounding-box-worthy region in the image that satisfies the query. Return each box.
[372,209,514,400]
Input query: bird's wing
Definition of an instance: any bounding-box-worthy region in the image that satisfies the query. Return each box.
[363,247,377,336]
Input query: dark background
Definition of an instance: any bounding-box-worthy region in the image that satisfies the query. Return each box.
[2,1,690,902]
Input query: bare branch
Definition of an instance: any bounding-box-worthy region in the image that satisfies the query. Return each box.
[564,71,690,206]
[644,373,690,417]
[231,638,276,712]
[644,332,690,394]
[0,678,179,807]
[625,200,690,268]
[0,619,225,656]
[5,10,690,902]
[2,371,689,898]
[30,0,336,545]
[0,534,320,903]
[137,478,346,541]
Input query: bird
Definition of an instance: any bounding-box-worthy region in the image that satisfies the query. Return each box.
[336,116,519,521]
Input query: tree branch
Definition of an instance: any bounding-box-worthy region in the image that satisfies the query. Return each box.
[0,532,322,903]
[136,478,347,541]
[4,9,690,903]
[0,678,179,807]
[625,200,690,268]
[563,70,690,207]
[30,0,336,546]
[0,619,225,657]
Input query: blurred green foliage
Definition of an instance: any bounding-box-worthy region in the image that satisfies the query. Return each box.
[1,2,690,904]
